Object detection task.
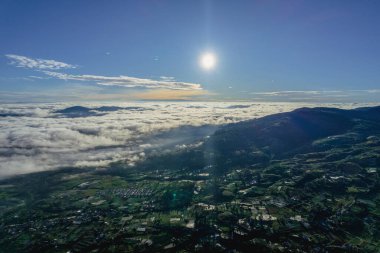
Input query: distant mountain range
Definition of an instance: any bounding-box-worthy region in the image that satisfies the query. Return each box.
[54,105,149,117]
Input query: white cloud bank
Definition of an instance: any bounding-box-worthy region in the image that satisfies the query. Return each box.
[0,102,379,178]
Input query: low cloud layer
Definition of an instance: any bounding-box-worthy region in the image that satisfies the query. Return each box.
[1,102,378,178]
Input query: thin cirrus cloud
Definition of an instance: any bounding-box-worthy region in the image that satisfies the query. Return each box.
[159,76,176,81]
[5,54,76,70]
[251,90,380,97]
[251,90,335,96]
[5,54,203,90]
[43,71,202,90]
[249,90,380,102]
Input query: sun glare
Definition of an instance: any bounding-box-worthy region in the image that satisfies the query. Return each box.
[200,52,216,70]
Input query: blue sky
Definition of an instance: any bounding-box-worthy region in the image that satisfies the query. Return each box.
[1,0,380,102]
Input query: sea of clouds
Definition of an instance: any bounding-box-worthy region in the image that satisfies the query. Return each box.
[0,102,378,178]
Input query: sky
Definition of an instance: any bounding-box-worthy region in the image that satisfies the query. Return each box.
[0,0,380,102]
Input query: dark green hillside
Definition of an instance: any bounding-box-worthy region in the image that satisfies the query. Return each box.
[212,107,379,157]
[208,107,380,173]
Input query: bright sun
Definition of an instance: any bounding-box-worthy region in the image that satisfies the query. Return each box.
[200,52,217,70]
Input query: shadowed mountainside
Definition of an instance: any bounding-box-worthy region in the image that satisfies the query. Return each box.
[211,106,380,159]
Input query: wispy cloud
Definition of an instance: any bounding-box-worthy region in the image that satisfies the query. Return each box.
[251,90,333,96]
[5,54,203,91]
[250,90,380,102]
[43,71,202,90]
[160,76,176,81]
[5,54,76,70]
[351,89,380,94]
[251,90,380,97]
[132,89,209,100]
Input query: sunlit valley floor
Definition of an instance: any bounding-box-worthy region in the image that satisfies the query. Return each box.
[0,102,380,252]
